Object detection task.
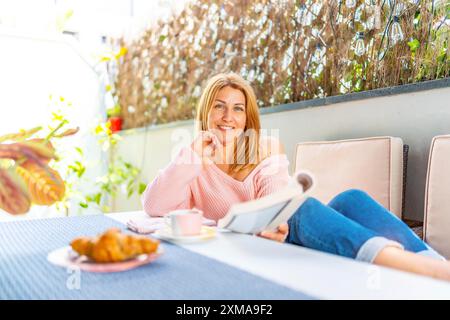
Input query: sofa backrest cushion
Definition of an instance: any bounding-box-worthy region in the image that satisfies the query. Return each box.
[424,135,450,258]
[294,136,404,217]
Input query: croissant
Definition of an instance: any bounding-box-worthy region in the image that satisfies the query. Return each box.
[70,228,159,263]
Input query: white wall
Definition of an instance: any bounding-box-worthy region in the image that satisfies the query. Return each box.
[115,85,450,221]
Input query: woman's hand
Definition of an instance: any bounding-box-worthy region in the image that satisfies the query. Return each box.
[258,223,289,243]
[191,131,221,162]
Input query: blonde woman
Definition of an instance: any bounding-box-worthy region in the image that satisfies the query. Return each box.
[142,72,450,282]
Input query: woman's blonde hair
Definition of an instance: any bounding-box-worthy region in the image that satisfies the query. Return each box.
[195,72,261,173]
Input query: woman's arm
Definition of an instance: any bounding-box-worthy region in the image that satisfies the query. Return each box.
[141,147,202,217]
[142,131,218,217]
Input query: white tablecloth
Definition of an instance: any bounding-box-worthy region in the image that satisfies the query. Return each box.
[108,210,450,299]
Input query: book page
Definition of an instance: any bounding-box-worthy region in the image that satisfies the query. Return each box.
[218,170,314,234]
[223,201,290,234]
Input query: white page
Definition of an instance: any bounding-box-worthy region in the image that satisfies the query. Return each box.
[225,202,288,234]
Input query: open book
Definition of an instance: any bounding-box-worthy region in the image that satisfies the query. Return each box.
[217,171,315,234]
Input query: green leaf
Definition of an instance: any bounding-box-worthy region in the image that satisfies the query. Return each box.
[78,167,85,178]
[437,48,446,63]
[68,161,86,178]
[138,182,147,194]
[64,9,73,20]
[94,193,102,205]
[51,112,65,122]
[75,147,83,156]
[407,39,420,52]
[127,187,134,198]
[124,162,132,170]
[159,35,167,42]
[79,202,88,208]
[126,179,134,190]
[106,104,121,117]
[413,13,421,25]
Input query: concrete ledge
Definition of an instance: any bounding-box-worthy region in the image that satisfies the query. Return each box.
[261,78,450,115]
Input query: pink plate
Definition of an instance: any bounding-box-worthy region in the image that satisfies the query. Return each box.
[47,246,163,273]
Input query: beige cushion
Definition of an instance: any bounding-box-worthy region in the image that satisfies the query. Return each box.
[424,135,450,258]
[294,136,404,217]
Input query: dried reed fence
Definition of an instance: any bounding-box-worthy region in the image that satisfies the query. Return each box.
[108,0,449,129]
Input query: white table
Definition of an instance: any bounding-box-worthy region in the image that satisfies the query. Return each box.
[110,210,450,300]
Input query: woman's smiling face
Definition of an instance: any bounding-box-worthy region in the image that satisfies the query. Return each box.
[207,86,247,145]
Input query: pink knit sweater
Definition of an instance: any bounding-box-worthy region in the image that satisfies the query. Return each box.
[142,146,290,221]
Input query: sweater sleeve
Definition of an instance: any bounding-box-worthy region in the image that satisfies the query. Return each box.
[141,147,203,217]
[254,154,291,198]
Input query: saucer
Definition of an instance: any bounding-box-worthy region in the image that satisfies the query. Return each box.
[47,246,163,273]
[154,226,216,243]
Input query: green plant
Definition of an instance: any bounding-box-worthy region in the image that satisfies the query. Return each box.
[106,104,121,118]
[78,121,146,212]
[48,96,146,214]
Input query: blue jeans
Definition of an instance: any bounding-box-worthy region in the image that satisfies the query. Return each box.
[286,189,444,263]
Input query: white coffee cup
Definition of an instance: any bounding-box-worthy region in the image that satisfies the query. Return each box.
[164,209,203,236]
